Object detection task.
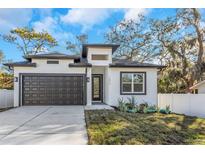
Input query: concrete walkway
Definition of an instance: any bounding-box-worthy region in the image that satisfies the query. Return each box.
[0,106,88,145]
[85,104,114,110]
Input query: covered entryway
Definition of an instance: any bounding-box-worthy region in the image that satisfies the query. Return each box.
[92,74,103,102]
[21,74,85,105]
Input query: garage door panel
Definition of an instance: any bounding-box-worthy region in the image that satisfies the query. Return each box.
[22,74,85,105]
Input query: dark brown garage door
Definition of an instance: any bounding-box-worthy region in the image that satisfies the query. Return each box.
[22,74,85,105]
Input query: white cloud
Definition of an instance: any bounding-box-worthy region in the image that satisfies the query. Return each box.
[0,8,150,35]
[60,8,150,32]
[32,17,57,33]
[123,8,149,21]
[32,16,74,48]
[0,9,32,33]
[60,9,114,32]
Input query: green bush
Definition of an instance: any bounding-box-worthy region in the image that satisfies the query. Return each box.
[143,105,157,113]
[138,103,148,113]
[125,102,135,110]
[125,96,137,110]
[118,97,160,114]
[118,98,127,112]
[127,107,138,113]
[118,96,139,112]
[159,105,171,114]
[127,96,137,105]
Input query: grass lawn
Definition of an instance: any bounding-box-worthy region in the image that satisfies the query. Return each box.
[85,110,205,145]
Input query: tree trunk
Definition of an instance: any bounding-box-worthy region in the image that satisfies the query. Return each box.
[190,9,204,85]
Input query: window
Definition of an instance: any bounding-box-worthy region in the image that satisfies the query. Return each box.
[121,72,146,94]
[91,54,108,60]
[47,60,59,64]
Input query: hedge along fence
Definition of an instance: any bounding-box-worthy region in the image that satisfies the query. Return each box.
[0,89,14,109]
[158,94,205,118]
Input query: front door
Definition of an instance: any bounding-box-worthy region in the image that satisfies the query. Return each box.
[92,74,103,102]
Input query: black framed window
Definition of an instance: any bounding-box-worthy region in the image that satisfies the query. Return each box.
[120,72,146,95]
[91,54,108,60]
[47,60,59,64]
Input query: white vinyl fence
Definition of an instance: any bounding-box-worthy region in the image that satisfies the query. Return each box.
[0,89,14,109]
[158,94,205,118]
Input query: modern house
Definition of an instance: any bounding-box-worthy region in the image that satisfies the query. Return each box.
[5,44,163,107]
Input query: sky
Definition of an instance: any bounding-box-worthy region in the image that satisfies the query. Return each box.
[0,8,177,61]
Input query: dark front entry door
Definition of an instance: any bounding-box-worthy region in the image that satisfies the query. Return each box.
[22,74,85,105]
[92,74,103,102]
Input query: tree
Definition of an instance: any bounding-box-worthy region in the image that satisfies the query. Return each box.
[0,50,8,72]
[66,34,88,55]
[1,27,58,56]
[0,50,4,64]
[151,8,205,92]
[105,15,159,62]
[0,50,13,89]
[0,72,13,89]
[105,9,205,93]
[177,9,205,83]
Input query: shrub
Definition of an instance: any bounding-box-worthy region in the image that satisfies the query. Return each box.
[118,97,159,114]
[127,108,138,113]
[118,96,139,112]
[126,96,137,109]
[127,96,137,105]
[126,96,139,112]
[165,105,171,112]
[143,105,157,113]
[159,105,171,114]
[138,103,148,113]
[125,102,135,110]
[118,98,127,112]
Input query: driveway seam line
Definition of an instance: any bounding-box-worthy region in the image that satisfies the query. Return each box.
[0,106,52,140]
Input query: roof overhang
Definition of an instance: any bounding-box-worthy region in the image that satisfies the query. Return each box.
[82,44,120,58]
[109,64,166,69]
[4,62,37,67]
[25,55,79,60]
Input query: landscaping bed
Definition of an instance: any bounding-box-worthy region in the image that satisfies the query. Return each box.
[85,110,205,145]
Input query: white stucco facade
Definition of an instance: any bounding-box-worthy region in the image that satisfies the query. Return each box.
[10,45,160,107]
[87,47,112,66]
[106,67,158,106]
[13,59,86,107]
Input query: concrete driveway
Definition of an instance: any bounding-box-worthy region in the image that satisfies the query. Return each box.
[0,106,88,145]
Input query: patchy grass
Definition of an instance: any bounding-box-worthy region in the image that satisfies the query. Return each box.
[85,110,205,145]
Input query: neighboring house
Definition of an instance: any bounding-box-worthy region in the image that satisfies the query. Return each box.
[189,80,205,94]
[4,44,163,107]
